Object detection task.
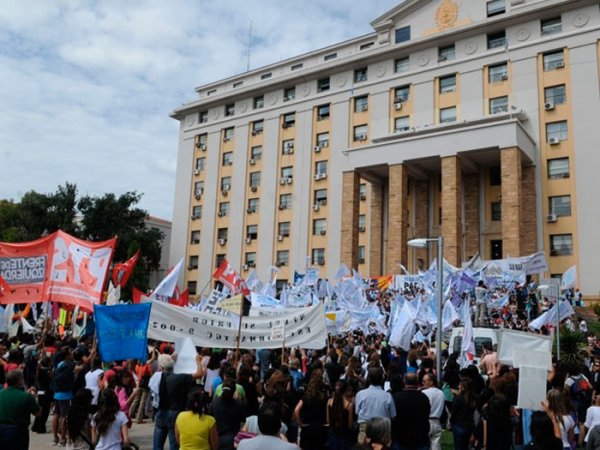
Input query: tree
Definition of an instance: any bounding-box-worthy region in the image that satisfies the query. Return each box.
[78,191,163,295]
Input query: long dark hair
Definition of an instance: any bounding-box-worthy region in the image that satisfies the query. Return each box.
[303,369,327,404]
[329,380,350,432]
[67,389,93,442]
[187,387,209,415]
[94,389,120,436]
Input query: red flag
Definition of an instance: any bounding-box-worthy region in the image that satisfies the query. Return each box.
[168,288,189,307]
[0,274,10,297]
[212,258,250,295]
[112,250,140,287]
[132,286,144,304]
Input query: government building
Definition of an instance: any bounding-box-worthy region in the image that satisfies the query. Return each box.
[170,0,600,299]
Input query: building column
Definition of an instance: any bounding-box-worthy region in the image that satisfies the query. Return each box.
[521,165,537,256]
[441,156,462,266]
[387,164,409,272]
[501,147,523,257]
[414,180,429,271]
[369,182,383,276]
[340,171,361,269]
[463,173,480,259]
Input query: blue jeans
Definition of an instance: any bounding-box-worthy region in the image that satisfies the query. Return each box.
[0,424,29,450]
[153,409,179,450]
[451,424,473,450]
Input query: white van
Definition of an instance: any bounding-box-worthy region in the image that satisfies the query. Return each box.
[448,327,499,364]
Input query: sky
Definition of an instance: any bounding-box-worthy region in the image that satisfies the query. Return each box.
[0,0,401,220]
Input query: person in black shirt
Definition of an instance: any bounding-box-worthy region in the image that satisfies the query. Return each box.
[391,372,430,450]
[212,379,246,450]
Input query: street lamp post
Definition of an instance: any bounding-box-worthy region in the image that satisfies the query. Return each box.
[408,236,444,386]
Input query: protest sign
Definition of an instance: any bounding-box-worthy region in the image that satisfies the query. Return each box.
[94,303,151,362]
[174,337,198,374]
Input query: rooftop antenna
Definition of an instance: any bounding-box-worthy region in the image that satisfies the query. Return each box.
[246,20,253,72]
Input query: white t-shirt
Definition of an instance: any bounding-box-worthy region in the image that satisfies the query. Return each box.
[84,368,104,405]
[559,414,575,448]
[91,411,128,450]
[585,406,600,441]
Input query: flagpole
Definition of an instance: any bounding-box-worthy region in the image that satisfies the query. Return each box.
[234,293,245,363]
[198,277,213,298]
[281,324,286,366]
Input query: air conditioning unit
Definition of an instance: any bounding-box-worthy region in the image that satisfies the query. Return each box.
[317,259,325,266]
[544,102,555,111]
[222,189,229,196]
[248,262,255,268]
[194,169,200,176]
[359,258,365,264]
[359,226,366,232]
[195,194,202,200]
[322,141,329,148]
[277,235,284,241]
[360,194,367,201]
[280,178,287,185]
[249,159,256,165]
[217,212,223,217]
[188,265,195,271]
[313,204,320,212]
[546,213,558,223]
[548,137,560,145]
[191,214,198,220]
[223,137,230,142]
[358,135,367,141]
[199,145,207,152]
[282,123,289,129]
[218,238,227,246]
[278,204,286,210]
[286,177,293,184]
[251,186,258,192]
[320,229,327,236]
[314,174,321,181]
[243,264,249,271]
[314,145,321,153]
[246,237,252,244]
[394,102,403,110]
[247,208,255,214]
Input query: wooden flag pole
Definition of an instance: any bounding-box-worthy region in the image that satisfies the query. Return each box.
[281,324,286,366]
[234,294,245,365]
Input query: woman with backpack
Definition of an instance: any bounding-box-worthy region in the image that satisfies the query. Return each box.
[91,388,131,450]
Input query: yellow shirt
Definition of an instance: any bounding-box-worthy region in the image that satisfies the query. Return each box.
[175,411,216,450]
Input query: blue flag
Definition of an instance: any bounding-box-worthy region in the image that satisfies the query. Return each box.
[94,303,151,363]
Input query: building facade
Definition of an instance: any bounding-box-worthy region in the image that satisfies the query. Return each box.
[170,0,600,299]
[145,216,172,288]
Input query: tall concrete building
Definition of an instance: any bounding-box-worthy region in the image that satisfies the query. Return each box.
[170,0,600,299]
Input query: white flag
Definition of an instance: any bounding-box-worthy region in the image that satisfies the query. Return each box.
[151,259,183,301]
[560,265,577,290]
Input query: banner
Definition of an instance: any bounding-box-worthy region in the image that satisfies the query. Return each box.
[94,303,151,362]
[0,231,116,311]
[146,297,327,349]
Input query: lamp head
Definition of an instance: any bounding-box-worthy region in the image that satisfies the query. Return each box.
[407,238,428,248]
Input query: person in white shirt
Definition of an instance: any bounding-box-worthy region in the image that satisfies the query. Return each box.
[422,373,446,450]
[474,281,489,326]
[579,317,589,334]
[238,402,298,450]
[584,395,600,444]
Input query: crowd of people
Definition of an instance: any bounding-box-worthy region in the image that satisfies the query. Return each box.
[1,312,600,450]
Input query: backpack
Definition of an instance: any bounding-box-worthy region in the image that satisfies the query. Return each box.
[570,375,592,406]
[51,361,75,393]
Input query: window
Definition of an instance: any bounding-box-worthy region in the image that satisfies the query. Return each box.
[314,189,327,206]
[221,176,231,191]
[395,57,409,73]
[439,74,456,93]
[276,250,289,266]
[252,120,263,134]
[317,77,330,92]
[490,166,501,186]
[279,193,292,209]
[543,51,564,71]
[233,81,243,88]
[546,121,568,142]
[225,103,235,117]
[189,255,198,270]
[283,113,295,127]
[313,218,326,235]
[199,111,208,124]
[246,224,258,240]
[261,72,272,80]
[354,95,369,112]
[438,44,455,61]
[249,171,261,188]
[312,248,325,265]
[487,0,505,17]
[316,132,329,147]
[281,166,293,179]
[197,133,208,148]
[192,205,202,219]
[491,202,502,221]
[359,184,367,200]
[194,181,204,196]
[324,53,337,61]
[395,26,411,44]
[358,246,366,264]
[217,228,228,241]
[223,127,234,141]
[394,86,410,103]
[188,281,197,295]
[207,89,217,96]
[544,85,566,105]
[550,234,573,256]
[195,157,205,171]
[354,124,368,141]
[548,158,569,179]
[215,254,225,268]
[487,31,506,49]
[275,280,288,292]
[282,139,294,154]
[315,160,327,176]
[218,202,230,217]
[541,17,562,36]
[489,96,509,114]
[284,87,295,101]
[358,214,366,230]
[248,198,259,213]
[317,104,330,120]
[251,146,262,161]
[253,96,264,109]
[439,107,457,123]
[489,63,508,82]
[360,42,374,50]
[245,252,256,266]
[190,231,200,245]
[222,152,233,166]
[278,222,290,237]
[394,116,410,132]
[354,68,368,83]
[291,63,303,71]
[549,195,571,216]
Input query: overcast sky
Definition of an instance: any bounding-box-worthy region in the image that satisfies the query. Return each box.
[0,0,401,220]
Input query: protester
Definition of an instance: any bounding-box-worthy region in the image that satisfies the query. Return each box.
[91,388,131,450]
[0,369,40,450]
[542,388,576,450]
[326,379,355,450]
[525,411,562,450]
[211,378,246,450]
[450,378,477,450]
[293,369,329,449]
[421,373,445,450]
[66,388,93,450]
[238,402,299,450]
[391,372,430,450]
[355,368,396,444]
[174,387,218,450]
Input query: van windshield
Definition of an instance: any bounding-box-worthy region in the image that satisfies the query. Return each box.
[452,336,493,357]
